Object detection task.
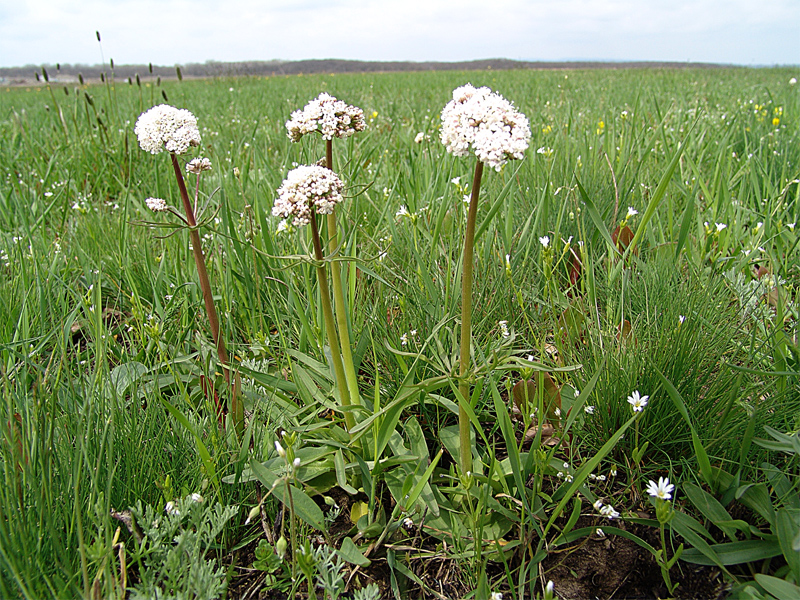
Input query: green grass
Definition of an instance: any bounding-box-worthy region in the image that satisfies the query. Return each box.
[1,66,799,598]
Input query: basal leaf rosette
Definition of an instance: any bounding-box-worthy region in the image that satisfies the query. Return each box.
[272,165,344,227]
[134,104,201,155]
[286,93,366,142]
[440,84,531,171]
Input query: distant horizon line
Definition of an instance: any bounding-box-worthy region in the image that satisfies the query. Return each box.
[1,56,796,72]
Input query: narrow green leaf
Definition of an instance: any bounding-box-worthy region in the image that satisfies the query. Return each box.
[248,459,325,531]
[680,538,781,566]
[337,537,371,567]
[683,483,738,541]
[654,367,713,486]
[776,509,800,582]
[754,574,800,600]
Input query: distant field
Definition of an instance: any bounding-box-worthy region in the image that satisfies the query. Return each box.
[1,66,798,599]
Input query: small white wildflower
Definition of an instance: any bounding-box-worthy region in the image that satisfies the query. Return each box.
[790,77,797,85]
[275,440,286,458]
[626,207,638,219]
[451,177,461,185]
[165,501,179,516]
[414,132,425,143]
[679,315,686,324]
[190,493,204,503]
[498,320,510,338]
[134,104,201,155]
[574,388,580,398]
[395,205,410,219]
[596,474,606,481]
[539,236,550,248]
[463,194,471,204]
[646,476,675,501]
[584,405,595,414]
[403,517,415,530]
[276,219,290,234]
[595,527,606,538]
[186,157,212,174]
[400,333,409,346]
[610,468,618,477]
[787,223,796,231]
[627,390,649,412]
[145,197,168,212]
[410,329,418,337]
[293,457,301,469]
[600,504,620,519]
[715,222,727,233]
[490,593,503,600]
[564,473,574,482]
[554,407,561,417]
[593,499,604,510]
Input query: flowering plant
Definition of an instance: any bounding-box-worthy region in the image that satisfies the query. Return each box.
[135,104,201,155]
[440,84,530,171]
[285,93,366,142]
[440,84,530,474]
[272,166,344,227]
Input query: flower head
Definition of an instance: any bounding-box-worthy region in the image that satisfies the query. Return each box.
[599,504,620,519]
[539,236,550,248]
[440,84,531,171]
[134,104,201,155]
[627,390,649,412]
[286,93,366,142]
[646,476,674,501]
[145,197,168,212]
[272,165,344,227]
[626,207,639,219]
[186,157,212,174]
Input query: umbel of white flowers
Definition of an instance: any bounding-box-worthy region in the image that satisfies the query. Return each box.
[285,93,366,142]
[272,165,344,227]
[134,104,201,155]
[440,84,531,171]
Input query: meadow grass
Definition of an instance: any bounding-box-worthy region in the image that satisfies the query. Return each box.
[1,66,798,598]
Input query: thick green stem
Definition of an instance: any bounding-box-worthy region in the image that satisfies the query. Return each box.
[309,212,355,432]
[459,160,484,476]
[324,139,362,414]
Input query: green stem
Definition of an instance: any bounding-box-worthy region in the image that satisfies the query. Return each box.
[459,160,484,475]
[309,212,355,432]
[324,139,362,416]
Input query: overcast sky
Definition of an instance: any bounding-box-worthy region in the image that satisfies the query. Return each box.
[0,0,797,69]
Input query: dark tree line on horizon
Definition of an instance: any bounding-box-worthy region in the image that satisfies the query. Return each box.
[0,57,733,83]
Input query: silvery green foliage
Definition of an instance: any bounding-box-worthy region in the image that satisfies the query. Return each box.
[723,268,778,323]
[352,583,381,600]
[313,543,346,600]
[128,497,236,600]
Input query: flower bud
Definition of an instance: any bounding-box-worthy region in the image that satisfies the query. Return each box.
[245,504,261,525]
[275,535,288,560]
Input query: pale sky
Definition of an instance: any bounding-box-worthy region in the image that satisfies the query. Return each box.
[0,0,797,68]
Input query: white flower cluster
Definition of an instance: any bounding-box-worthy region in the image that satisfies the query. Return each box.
[134,104,201,155]
[272,165,344,227]
[186,157,212,174]
[440,84,531,171]
[285,93,366,142]
[145,197,168,212]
